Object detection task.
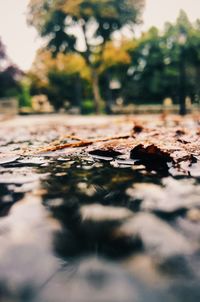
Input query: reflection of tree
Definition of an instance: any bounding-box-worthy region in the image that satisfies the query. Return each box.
[0,184,24,217]
[40,161,144,260]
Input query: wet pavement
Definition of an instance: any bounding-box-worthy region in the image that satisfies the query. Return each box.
[0,114,200,302]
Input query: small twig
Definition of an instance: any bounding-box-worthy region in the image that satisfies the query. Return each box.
[32,134,130,154]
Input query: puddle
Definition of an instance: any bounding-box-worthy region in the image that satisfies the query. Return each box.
[0,155,200,302]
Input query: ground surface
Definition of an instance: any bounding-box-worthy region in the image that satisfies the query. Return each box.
[0,114,200,302]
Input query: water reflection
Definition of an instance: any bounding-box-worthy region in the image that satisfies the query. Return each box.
[0,184,24,216]
[0,156,200,302]
[40,160,147,260]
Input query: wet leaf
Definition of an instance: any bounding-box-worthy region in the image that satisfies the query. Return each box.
[89,149,122,158]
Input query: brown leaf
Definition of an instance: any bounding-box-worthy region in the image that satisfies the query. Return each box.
[130,144,172,172]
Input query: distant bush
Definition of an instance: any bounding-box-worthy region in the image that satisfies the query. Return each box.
[81,99,95,114]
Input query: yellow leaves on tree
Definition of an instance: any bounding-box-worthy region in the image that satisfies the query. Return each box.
[56,0,84,17]
[101,40,134,71]
[57,0,118,19]
[30,48,90,85]
[56,53,90,80]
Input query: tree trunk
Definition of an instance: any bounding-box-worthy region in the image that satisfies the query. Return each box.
[179,46,186,115]
[91,69,102,114]
[80,24,103,114]
[105,72,113,114]
[75,75,82,109]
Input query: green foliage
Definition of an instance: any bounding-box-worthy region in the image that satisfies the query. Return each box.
[119,11,200,104]
[47,70,83,110]
[18,80,32,108]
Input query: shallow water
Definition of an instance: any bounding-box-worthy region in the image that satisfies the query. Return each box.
[0,154,200,302]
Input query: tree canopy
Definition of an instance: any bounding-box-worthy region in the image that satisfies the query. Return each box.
[120,10,200,106]
[27,0,145,112]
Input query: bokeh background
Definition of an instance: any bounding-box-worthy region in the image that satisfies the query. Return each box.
[0,0,200,115]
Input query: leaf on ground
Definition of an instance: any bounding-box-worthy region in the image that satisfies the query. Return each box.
[130,144,172,172]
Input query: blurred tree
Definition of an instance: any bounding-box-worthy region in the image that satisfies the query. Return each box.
[121,10,200,109]
[123,27,169,103]
[0,39,6,60]
[0,38,22,99]
[27,0,145,112]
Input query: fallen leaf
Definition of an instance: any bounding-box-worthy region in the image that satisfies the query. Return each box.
[130,144,172,172]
